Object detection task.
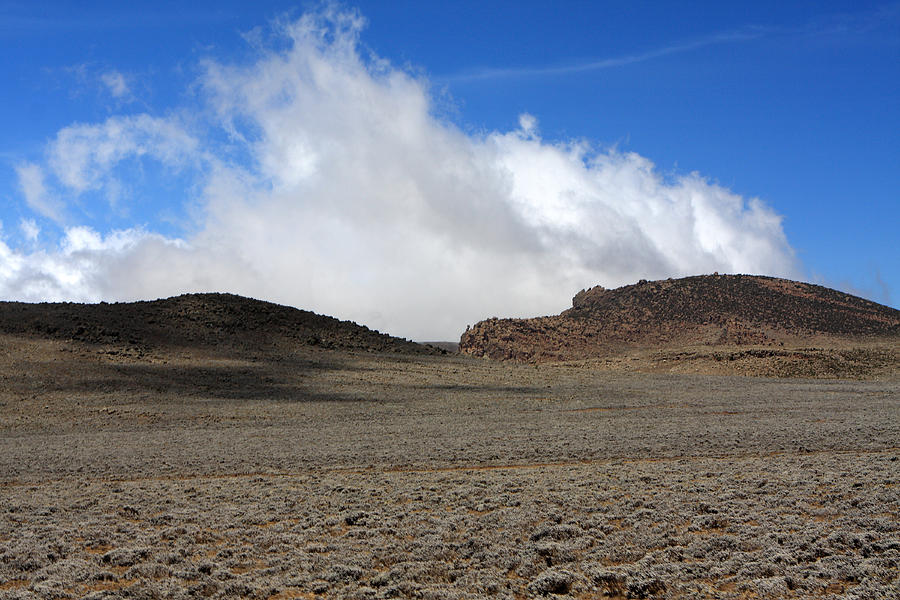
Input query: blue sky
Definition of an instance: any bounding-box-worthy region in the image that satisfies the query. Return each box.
[0,1,897,339]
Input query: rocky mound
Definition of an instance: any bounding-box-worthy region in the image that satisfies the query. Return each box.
[0,293,442,357]
[460,275,900,362]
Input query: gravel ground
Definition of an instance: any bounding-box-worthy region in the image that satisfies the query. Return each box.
[1,336,898,598]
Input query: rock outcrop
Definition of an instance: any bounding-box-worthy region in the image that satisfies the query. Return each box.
[460,275,900,362]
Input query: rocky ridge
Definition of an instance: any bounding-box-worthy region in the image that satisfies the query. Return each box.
[459,274,900,363]
[0,293,443,358]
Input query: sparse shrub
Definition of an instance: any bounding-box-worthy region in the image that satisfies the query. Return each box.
[370,566,403,588]
[325,563,364,582]
[626,573,667,598]
[753,576,789,598]
[346,586,378,599]
[125,561,172,579]
[344,510,369,526]
[224,580,259,597]
[527,568,576,595]
[530,524,580,542]
[533,541,576,565]
[33,557,96,583]
[27,581,77,599]
[101,547,150,567]
[586,567,627,596]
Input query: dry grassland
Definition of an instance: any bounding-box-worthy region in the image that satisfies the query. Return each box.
[1,336,898,599]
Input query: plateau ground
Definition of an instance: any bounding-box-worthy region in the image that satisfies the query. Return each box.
[0,285,897,599]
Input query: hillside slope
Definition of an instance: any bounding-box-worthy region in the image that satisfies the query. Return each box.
[460,275,900,365]
[0,293,442,358]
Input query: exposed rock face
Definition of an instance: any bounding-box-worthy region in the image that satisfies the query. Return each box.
[459,275,900,362]
[0,293,443,357]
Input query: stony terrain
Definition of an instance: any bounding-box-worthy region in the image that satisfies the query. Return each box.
[0,294,898,599]
[459,275,900,370]
[0,293,444,359]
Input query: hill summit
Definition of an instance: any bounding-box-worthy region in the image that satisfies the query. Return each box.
[0,293,442,357]
[460,274,900,362]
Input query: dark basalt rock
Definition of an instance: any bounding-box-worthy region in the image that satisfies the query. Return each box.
[0,293,444,358]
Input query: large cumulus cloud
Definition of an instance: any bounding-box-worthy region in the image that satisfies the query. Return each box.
[3,8,798,340]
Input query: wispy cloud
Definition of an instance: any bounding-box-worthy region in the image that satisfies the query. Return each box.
[19,218,39,242]
[15,163,64,223]
[57,63,143,107]
[100,70,131,100]
[46,114,199,198]
[442,3,900,84]
[441,29,767,83]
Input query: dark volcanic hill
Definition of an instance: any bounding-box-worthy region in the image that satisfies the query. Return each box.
[460,275,900,362]
[0,293,442,357]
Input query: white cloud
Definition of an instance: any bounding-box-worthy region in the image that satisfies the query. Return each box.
[3,8,800,340]
[0,226,193,302]
[518,113,538,136]
[100,70,131,99]
[15,163,65,222]
[46,113,199,198]
[20,219,39,242]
